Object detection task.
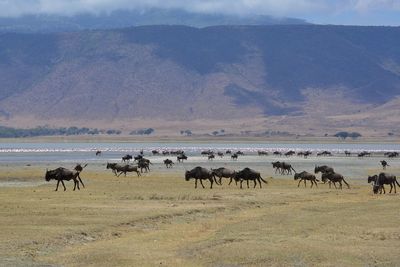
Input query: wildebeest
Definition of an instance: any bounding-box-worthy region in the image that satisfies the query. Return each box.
[258,150,268,156]
[317,151,332,156]
[314,165,334,174]
[45,167,84,191]
[385,152,399,158]
[138,159,151,172]
[380,160,389,170]
[234,168,268,189]
[294,171,319,188]
[152,150,160,155]
[177,154,188,163]
[211,167,236,185]
[271,161,295,175]
[116,165,141,177]
[185,166,217,189]
[217,152,224,158]
[225,150,232,154]
[297,151,312,158]
[208,154,215,160]
[273,151,282,156]
[344,150,351,156]
[163,159,174,168]
[95,150,102,156]
[107,163,128,176]
[74,163,87,173]
[284,150,295,157]
[133,154,143,162]
[231,153,238,160]
[368,173,400,194]
[122,154,133,163]
[236,151,244,155]
[321,172,350,189]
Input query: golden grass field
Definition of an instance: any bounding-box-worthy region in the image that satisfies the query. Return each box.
[1,165,400,267]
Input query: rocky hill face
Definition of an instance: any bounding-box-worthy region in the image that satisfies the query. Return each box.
[0,25,400,135]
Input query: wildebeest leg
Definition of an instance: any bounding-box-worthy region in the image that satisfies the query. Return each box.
[209,178,213,189]
[338,181,343,190]
[257,178,262,188]
[77,174,85,188]
[199,179,205,188]
[253,179,257,188]
[55,180,60,191]
[194,179,198,189]
[332,182,338,189]
[117,171,123,177]
[61,180,66,191]
[228,177,232,185]
[394,182,397,193]
[247,180,250,188]
[389,183,393,193]
[342,179,350,189]
[240,180,243,189]
[297,179,302,187]
[304,180,307,188]
[136,171,141,177]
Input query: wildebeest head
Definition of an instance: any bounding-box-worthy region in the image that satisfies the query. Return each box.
[367,175,377,184]
[185,171,191,181]
[45,169,57,181]
[373,184,380,194]
[294,173,300,180]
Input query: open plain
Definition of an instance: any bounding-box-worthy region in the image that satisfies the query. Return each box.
[1,150,400,267]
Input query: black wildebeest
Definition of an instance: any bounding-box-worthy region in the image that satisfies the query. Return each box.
[208,154,215,160]
[152,150,160,155]
[321,172,350,189]
[185,166,216,189]
[234,168,268,189]
[117,165,141,177]
[294,171,319,188]
[231,153,238,160]
[380,160,389,170]
[225,150,232,154]
[273,151,282,156]
[211,167,236,185]
[163,159,174,168]
[122,154,133,163]
[177,154,188,163]
[217,152,224,158]
[45,167,84,191]
[314,165,334,174]
[368,173,400,194]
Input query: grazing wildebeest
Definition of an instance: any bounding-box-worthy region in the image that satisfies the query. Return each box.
[185,166,216,189]
[217,152,224,158]
[152,150,159,155]
[368,173,400,194]
[344,150,351,156]
[133,154,143,162]
[163,159,174,168]
[236,151,244,155]
[208,154,215,160]
[297,151,311,158]
[317,151,332,156]
[211,167,236,185]
[45,167,84,191]
[380,160,389,170]
[116,165,141,177]
[273,151,282,156]
[162,150,170,155]
[95,150,102,156]
[201,150,213,156]
[358,151,371,157]
[234,168,268,189]
[231,153,238,160]
[294,171,319,188]
[271,161,282,174]
[321,172,350,189]
[385,152,399,158]
[177,154,188,163]
[122,154,133,163]
[225,150,232,154]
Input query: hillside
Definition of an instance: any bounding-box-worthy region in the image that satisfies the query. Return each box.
[0,25,400,136]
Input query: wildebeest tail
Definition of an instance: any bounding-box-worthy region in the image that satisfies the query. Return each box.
[260,176,268,184]
[315,178,320,182]
[291,166,296,173]
[395,177,400,187]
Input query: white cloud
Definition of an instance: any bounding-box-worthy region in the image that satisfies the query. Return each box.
[0,0,398,17]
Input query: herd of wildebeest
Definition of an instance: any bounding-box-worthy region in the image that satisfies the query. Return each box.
[44,148,400,194]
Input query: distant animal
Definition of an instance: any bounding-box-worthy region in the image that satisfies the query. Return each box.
[294,171,319,188]
[208,154,215,160]
[285,150,296,156]
[272,161,295,175]
[217,152,224,158]
[185,166,217,189]
[122,154,133,163]
[344,150,351,156]
[177,154,188,163]
[236,151,244,155]
[225,150,232,154]
[138,159,151,173]
[273,151,282,156]
[163,159,174,168]
[317,151,332,156]
[95,150,102,156]
[380,160,389,170]
[139,149,144,155]
[45,167,84,191]
[258,151,268,156]
[321,172,350,189]
[133,155,143,162]
[234,167,268,189]
[358,151,371,157]
[385,152,399,158]
[152,150,160,155]
[368,173,399,194]
[106,163,127,176]
[211,167,237,185]
[231,153,238,160]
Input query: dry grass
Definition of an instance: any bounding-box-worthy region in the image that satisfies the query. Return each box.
[1,168,400,267]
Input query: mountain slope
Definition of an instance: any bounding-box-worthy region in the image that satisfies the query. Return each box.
[0,25,400,135]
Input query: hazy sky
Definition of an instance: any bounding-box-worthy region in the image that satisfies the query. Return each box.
[0,0,399,26]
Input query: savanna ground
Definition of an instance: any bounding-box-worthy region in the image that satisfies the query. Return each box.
[1,162,400,267]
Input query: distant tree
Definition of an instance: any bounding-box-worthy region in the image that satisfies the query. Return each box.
[334,131,362,140]
[130,128,154,135]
